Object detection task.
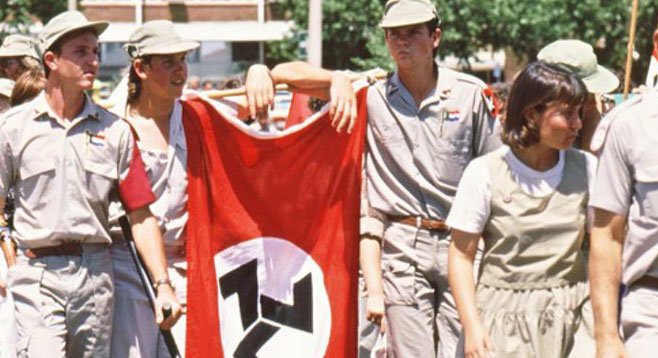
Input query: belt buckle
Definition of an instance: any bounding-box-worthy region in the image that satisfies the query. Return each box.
[415,216,421,229]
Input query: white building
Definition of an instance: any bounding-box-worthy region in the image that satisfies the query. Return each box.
[80,0,292,80]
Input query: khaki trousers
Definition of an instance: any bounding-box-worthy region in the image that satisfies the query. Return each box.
[381,222,461,358]
[7,244,113,358]
[621,286,658,358]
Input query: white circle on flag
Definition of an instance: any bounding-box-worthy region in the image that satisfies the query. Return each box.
[214,237,331,357]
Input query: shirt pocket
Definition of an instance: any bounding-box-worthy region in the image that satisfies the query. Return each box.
[83,151,118,203]
[635,164,658,220]
[18,159,56,207]
[378,122,406,145]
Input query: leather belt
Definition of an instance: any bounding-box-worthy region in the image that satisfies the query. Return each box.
[388,215,451,233]
[634,275,658,290]
[25,243,83,258]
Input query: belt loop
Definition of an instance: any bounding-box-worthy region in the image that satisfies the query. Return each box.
[416,216,421,229]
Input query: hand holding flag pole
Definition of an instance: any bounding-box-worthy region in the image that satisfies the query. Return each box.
[118,216,182,358]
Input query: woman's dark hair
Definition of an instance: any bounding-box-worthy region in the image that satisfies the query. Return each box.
[127,56,152,103]
[502,61,588,149]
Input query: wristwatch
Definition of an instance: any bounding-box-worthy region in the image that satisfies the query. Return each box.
[153,278,174,291]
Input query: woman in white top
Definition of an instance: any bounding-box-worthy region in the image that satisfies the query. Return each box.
[447,61,597,358]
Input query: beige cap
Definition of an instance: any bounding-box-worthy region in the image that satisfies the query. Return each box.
[538,39,619,94]
[379,0,439,29]
[0,78,15,98]
[124,20,199,59]
[38,11,108,54]
[0,35,40,60]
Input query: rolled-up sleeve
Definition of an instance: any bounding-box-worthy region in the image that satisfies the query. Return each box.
[360,164,386,239]
[117,127,156,212]
[472,90,502,157]
[589,117,632,215]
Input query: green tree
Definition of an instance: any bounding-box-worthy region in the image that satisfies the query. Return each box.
[268,0,658,85]
[1,0,67,36]
[267,0,388,70]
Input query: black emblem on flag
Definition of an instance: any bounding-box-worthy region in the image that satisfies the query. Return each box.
[220,259,314,357]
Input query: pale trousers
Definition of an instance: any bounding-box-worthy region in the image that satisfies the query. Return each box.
[621,285,658,358]
[7,244,114,358]
[358,272,383,358]
[0,252,16,358]
[110,241,187,357]
[381,222,460,358]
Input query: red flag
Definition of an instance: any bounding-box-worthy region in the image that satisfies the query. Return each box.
[182,88,368,358]
[285,93,313,128]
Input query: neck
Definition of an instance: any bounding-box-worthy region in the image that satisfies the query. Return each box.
[397,60,437,106]
[511,144,560,172]
[44,80,86,121]
[131,92,175,123]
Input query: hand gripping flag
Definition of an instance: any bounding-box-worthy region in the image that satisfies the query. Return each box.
[182,87,368,358]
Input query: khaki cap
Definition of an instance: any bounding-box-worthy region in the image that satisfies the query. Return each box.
[124,20,199,59]
[0,35,40,60]
[38,11,108,54]
[380,0,439,29]
[0,78,14,98]
[538,39,619,94]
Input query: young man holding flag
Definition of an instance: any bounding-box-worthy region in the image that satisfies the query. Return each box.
[108,19,357,357]
[359,1,501,356]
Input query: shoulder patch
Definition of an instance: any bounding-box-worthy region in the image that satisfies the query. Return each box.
[590,93,645,152]
[455,71,487,89]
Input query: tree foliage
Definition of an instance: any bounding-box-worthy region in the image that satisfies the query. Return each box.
[268,0,658,85]
[267,0,388,70]
[0,0,67,36]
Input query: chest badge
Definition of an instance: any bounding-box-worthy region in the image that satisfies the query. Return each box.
[445,109,460,122]
[86,130,106,147]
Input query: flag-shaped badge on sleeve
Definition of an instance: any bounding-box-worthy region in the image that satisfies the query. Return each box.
[181,87,368,358]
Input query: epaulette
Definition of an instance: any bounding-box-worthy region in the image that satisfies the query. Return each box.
[590,93,645,152]
[454,72,496,115]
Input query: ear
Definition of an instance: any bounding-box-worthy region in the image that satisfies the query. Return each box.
[522,106,539,124]
[653,29,658,50]
[133,58,149,80]
[43,51,57,73]
[432,28,442,49]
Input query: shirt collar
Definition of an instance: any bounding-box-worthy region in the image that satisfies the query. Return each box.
[386,62,457,108]
[31,91,100,122]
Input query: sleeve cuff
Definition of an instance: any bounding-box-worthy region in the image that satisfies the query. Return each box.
[360,217,385,238]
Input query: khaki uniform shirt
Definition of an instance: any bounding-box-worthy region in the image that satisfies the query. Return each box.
[0,92,155,248]
[361,67,501,238]
[590,89,658,285]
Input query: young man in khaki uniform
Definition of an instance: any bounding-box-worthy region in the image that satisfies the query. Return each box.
[0,11,181,357]
[589,88,658,358]
[359,1,501,357]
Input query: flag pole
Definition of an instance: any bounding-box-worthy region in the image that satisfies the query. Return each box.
[623,0,639,99]
[204,72,387,99]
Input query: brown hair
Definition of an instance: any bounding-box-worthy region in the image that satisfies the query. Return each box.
[11,66,46,106]
[127,56,152,103]
[502,61,587,149]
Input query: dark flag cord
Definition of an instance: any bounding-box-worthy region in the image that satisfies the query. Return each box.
[118,215,182,358]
